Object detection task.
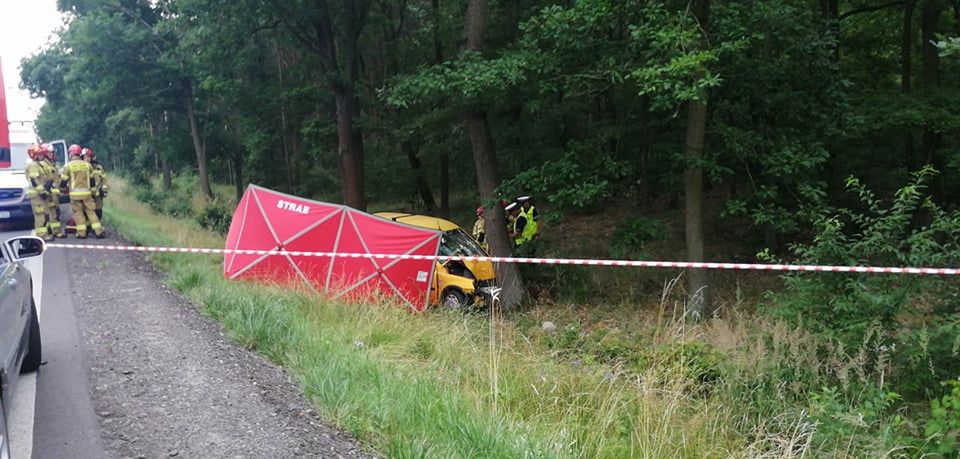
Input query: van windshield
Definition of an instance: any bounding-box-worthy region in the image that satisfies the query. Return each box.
[439,229,486,257]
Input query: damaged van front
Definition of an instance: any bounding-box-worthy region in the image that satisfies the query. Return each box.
[375,213,498,309]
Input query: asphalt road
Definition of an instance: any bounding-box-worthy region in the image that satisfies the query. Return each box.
[2,214,369,458]
[3,211,107,458]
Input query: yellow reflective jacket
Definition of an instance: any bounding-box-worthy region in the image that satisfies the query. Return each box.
[60,159,94,198]
[40,160,61,198]
[91,162,108,196]
[25,162,47,198]
[472,218,485,243]
[519,206,538,243]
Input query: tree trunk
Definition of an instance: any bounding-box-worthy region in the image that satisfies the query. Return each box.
[903,1,918,169]
[463,0,524,309]
[162,160,172,192]
[233,153,244,201]
[636,95,650,207]
[683,0,711,319]
[154,118,172,192]
[921,0,942,165]
[153,135,160,173]
[433,0,451,218]
[277,43,295,193]
[185,83,212,199]
[404,141,437,210]
[820,0,840,58]
[333,0,367,211]
[332,83,366,210]
[440,150,450,218]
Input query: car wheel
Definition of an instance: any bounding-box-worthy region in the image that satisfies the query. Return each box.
[21,298,41,373]
[442,289,467,310]
[0,397,9,459]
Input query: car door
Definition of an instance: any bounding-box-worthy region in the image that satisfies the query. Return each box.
[0,245,21,402]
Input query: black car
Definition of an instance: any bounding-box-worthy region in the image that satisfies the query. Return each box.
[0,236,44,458]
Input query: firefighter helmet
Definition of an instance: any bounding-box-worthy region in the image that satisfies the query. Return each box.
[476,206,484,217]
[68,144,82,157]
[27,144,40,160]
[81,147,95,160]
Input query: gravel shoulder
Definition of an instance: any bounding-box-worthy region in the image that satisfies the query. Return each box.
[66,239,373,458]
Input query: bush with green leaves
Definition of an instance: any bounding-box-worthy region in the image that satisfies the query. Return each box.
[766,166,960,398]
[922,377,960,456]
[609,216,668,259]
[195,200,233,234]
[135,186,165,213]
[807,384,910,456]
[495,146,630,217]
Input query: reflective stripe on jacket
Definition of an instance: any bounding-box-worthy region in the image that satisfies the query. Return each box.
[60,159,93,197]
[25,162,45,198]
[40,160,60,197]
[91,163,107,194]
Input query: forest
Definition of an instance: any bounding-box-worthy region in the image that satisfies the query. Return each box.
[18,0,960,456]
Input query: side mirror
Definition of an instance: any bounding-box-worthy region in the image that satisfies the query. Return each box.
[5,236,46,261]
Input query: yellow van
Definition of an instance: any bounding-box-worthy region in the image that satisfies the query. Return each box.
[375,212,498,309]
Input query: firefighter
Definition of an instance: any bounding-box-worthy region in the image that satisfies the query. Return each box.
[82,148,107,220]
[40,144,65,238]
[60,146,104,239]
[25,145,53,241]
[472,206,486,250]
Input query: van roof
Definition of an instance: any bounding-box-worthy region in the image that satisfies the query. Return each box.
[374,212,461,231]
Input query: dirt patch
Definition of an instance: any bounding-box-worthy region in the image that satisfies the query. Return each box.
[67,238,375,458]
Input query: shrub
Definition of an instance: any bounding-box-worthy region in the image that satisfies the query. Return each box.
[609,216,669,259]
[766,167,960,398]
[196,200,233,234]
[162,197,192,217]
[135,186,165,213]
[495,145,630,216]
[922,377,960,456]
[807,384,909,456]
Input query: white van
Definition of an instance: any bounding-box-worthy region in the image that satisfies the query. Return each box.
[0,119,66,228]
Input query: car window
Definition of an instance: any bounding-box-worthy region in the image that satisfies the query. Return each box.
[439,229,486,257]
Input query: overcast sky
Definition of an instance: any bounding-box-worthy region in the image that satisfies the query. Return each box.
[1,1,63,138]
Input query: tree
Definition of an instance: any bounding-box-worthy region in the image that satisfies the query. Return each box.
[462,0,524,309]
[683,0,711,319]
[266,0,370,210]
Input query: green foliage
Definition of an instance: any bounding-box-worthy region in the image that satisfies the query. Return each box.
[195,200,233,234]
[384,51,538,109]
[923,377,960,456]
[937,36,960,59]
[767,167,960,410]
[769,167,960,345]
[496,148,629,215]
[134,186,165,214]
[609,216,669,259]
[807,385,908,456]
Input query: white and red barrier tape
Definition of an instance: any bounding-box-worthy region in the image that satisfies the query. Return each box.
[44,242,960,276]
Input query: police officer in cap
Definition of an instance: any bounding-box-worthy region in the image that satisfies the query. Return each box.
[516,196,539,242]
